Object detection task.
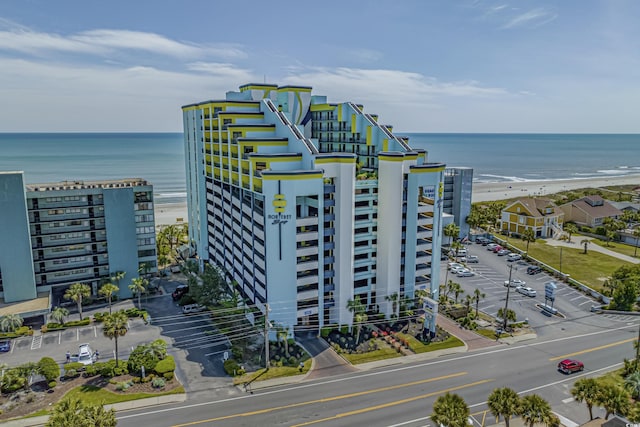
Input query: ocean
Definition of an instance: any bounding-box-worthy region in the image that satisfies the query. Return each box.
[1,133,639,206]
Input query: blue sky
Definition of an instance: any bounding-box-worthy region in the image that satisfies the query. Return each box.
[1,0,639,132]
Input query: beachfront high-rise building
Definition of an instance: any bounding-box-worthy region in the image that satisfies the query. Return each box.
[443,167,473,240]
[182,84,446,334]
[0,172,157,315]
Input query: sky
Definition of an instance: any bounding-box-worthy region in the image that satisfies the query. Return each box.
[1,0,639,133]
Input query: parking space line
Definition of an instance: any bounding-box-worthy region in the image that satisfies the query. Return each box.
[579,300,593,306]
[483,304,495,310]
[58,331,61,345]
[77,329,79,341]
[31,335,42,350]
[94,326,97,337]
[570,295,584,301]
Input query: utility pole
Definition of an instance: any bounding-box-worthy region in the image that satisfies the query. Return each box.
[559,247,563,275]
[636,320,640,370]
[264,303,270,370]
[503,264,514,331]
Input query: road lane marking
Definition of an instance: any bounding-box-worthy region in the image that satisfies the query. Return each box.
[170,372,469,427]
[549,337,635,361]
[118,325,639,421]
[290,379,493,427]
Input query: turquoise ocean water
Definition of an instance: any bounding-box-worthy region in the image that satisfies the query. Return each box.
[1,133,639,206]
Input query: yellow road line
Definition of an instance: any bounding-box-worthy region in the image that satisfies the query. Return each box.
[549,338,636,361]
[172,372,468,427]
[291,379,494,427]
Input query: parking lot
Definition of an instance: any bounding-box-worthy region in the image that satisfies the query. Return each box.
[0,302,153,368]
[443,239,600,334]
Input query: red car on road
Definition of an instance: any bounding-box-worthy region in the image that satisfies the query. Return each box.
[558,359,584,374]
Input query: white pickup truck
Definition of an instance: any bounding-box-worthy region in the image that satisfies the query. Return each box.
[70,343,96,365]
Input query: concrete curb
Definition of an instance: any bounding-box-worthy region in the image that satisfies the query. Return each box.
[0,394,187,427]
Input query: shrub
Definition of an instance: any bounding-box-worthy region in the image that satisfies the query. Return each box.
[154,355,176,375]
[65,369,78,379]
[132,377,141,384]
[288,356,298,366]
[64,362,84,374]
[83,364,98,377]
[152,378,166,389]
[93,312,107,323]
[64,319,91,327]
[223,359,242,376]
[38,357,60,382]
[141,375,152,383]
[44,323,64,330]
[128,344,159,375]
[163,372,174,381]
[48,380,57,389]
[231,345,243,361]
[115,381,132,391]
[100,360,129,378]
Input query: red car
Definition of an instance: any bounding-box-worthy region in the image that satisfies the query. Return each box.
[558,359,584,374]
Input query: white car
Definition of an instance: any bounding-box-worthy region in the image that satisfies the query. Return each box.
[504,279,526,287]
[507,253,522,262]
[461,255,479,263]
[486,243,499,251]
[451,265,465,274]
[448,262,464,271]
[517,286,537,297]
[71,343,96,365]
[457,268,475,277]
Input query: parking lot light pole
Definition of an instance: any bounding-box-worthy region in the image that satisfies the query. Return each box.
[503,264,514,331]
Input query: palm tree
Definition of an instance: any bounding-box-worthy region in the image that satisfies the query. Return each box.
[633,227,640,258]
[451,240,463,259]
[63,283,91,321]
[49,307,69,325]
[129,277,148,309]
[487,387,520,427]
[275,324,290,357]
[597,383,630,420]
[519,394,553,427]
[0,314,24,333]
[473,289,485,318]
[444,223,460,247]
[143,339,168,360]
[625,371,640,399]
[564,223,578,243]
[571,377,600,420]
[464,294,473,315]
[581,238,591,254]
[450,282,463,304]
[628,403,640,423]
[430,392,469,427]
[99,283,120,314]
[385,292,399,318]
[497,307,516,330]
[522,228,536,255]
[102,310,128,365]
[353,310,368,344]
[346,297,366,335]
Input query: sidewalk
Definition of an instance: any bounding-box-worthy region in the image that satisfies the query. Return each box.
[546,236,639,264]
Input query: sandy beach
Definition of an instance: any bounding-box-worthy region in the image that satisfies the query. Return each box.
[153,174,640,225]
[155,203,188,226]
[472,174,640,203]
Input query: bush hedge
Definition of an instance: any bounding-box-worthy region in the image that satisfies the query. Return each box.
[154,355,175,375]
[0,326,33,338]
[38,357,60,382]
[127,345,159,375]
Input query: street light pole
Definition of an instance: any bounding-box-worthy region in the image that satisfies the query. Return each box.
[503,264,514,331]
[636,320,640,370]
[559,247,563,275]
[264,303,270,370]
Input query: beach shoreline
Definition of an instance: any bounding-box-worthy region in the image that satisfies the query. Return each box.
[472,174,640,203]
[152,174,640,226]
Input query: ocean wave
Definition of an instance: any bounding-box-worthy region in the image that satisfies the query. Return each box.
[474,174,539,183]
[155,192,187,198]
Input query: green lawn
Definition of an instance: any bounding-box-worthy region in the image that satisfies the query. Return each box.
[504,238,632,291]
[62,384,185,406]
[233,360,312,385]
[341,347,402,364]
[396,333,464,354]
[591,238,640,258]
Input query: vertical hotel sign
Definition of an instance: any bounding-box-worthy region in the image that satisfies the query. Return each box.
[267,181,292,260]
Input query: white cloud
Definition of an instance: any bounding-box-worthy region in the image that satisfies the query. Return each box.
[502,8,558,29]
[0,24,246,60]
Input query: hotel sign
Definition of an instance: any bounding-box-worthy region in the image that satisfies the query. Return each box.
[268,193,292,225]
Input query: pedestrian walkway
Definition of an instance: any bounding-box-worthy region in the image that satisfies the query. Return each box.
[547,236,639,264]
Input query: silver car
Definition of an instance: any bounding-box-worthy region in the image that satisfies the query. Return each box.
[517,286,537,297]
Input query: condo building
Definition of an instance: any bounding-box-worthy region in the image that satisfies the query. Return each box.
[182,84,446,335]
[0,172,157,316]
[443,167,473,240]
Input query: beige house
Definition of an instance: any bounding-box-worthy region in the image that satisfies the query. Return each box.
[559,195,622,228]
[500,197,564,238]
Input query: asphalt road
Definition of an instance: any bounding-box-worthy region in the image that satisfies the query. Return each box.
[115,320,639,427]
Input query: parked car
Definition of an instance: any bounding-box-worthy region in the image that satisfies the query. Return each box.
[558,359,584,374]
[486,243,499,251]
[182,303,207,314]
[448,262,464,271]
[517,286,537,297]
[497,249,510,256]
[172,284,189,301]
[457,268,476,277]
[507,253,522,262]
[0,339,11,353]
[461,255,479,263]
[71,343,96,366]
[504,279,526,287]
[451,265,465,274]
[527,265,543,275]
[492,245,504,253]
